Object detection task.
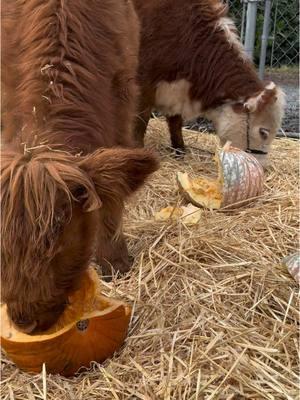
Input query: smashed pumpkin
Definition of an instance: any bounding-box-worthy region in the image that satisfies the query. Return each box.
[154,204,202,225]
[177,144,264,209]
[0,268,131,376]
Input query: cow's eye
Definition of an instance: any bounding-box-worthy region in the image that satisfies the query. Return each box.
[259,128,270,140]
[73,185,88,200]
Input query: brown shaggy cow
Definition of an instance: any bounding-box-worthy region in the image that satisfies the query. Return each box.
[1,0,158,333]
[133,0,285,166]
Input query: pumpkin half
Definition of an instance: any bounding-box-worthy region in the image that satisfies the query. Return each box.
[177,144,264,209]
[1,268,131,376]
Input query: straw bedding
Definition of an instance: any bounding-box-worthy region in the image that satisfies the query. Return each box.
[1,118,299,399]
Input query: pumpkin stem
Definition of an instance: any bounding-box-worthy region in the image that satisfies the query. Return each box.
[223,141,232,152]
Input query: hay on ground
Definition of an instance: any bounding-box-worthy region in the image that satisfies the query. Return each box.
[1,118,299,399]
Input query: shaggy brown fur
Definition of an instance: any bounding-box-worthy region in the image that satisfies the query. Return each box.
[133,0,285,164]
[2,0,140,150]
[1,0,158,333]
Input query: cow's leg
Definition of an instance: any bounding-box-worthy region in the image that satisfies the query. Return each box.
[167,115,185,156]
[134,86,156,147]
[111,0,140,148]
[134,105,152,147]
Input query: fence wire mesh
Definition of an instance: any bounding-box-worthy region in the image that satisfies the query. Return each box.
[270,0,299,68]
[226,0,299,69]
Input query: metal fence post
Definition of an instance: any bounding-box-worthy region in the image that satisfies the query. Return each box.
[244,0,258,60]
[259,0,272,79]
[240,1,247,43]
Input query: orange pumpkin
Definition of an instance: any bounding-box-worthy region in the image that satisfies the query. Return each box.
[177,144,264,209]
[1,268,131,376]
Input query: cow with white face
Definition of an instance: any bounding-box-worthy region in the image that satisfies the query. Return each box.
[206,82,286,167]
[132,0,285,168]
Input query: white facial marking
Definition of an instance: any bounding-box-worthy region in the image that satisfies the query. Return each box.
[155,79,203,120]
[216,17,247,60]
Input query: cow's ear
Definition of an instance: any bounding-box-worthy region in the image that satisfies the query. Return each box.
[78,148,159,204]
[244,82,278,113]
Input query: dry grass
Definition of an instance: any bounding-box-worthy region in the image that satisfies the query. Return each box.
[1,118,299,399]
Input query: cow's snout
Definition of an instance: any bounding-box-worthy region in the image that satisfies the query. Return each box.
[252,153,269,169]
[8,302,66,334]
[12,318,38,334]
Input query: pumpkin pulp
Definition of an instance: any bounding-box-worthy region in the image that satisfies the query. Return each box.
[177,171,223,209]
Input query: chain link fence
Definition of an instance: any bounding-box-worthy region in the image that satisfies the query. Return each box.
[225,0,299,135]
[227,0,299,70]
[270,0,299,68]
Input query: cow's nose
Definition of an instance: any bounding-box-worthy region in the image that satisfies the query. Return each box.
[13,318,38,334]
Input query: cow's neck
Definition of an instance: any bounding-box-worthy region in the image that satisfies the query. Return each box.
[191,15,265,110]
[154,61,263,122]
[189,57,263,111]
[153,12,264,120]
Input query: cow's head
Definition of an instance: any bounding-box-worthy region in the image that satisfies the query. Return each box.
[206,82,285,167]
[1,147,158,333]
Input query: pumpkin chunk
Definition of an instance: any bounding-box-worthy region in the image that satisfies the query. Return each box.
[155,204,202,225]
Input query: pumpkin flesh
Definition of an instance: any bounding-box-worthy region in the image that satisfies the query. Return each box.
[154,204,202,225]
[177,172,222,209]
[1,268,131,376]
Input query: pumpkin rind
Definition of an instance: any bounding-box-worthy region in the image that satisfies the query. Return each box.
[218,147,264,207]
[0,268,131,376]
[177,146,264,209]
[282,252,300,284]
